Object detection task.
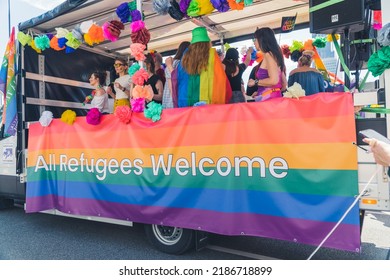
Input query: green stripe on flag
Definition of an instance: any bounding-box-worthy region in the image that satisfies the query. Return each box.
[28,166,358,197]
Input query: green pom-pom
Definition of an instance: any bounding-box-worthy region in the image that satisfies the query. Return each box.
[144,101,163,122]
[312,37,327,48]
[187,0,200,17]
[368,46,390,77]
[65,33,82,49]
[34,35,50,51]
[128,63,141,77]
[128,1,137,11]
[289,40,304,52]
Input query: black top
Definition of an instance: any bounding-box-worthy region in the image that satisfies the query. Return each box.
[246,64,260,96]
[227,63,246,91]
[146,74,162,104]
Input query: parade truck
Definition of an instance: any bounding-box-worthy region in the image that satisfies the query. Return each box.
[0,0,388,255]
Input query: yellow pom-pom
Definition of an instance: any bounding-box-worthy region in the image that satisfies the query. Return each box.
[61,110,77,125]
[28,40,42,54]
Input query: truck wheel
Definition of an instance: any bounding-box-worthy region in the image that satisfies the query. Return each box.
[144,224,194,255]
[0,198,14,209]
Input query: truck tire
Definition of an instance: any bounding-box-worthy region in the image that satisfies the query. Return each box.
[144,224,194,255]
[0,198,14,209]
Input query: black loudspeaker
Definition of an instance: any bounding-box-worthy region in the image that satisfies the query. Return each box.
[340,30,372,71]
[310,0,365,34]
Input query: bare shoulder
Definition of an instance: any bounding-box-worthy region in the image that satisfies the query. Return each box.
[95,88,106,96]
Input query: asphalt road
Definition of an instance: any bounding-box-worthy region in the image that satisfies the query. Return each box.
[0,207,389,260]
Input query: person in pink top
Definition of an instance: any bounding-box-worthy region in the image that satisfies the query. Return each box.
[248,27,287,102]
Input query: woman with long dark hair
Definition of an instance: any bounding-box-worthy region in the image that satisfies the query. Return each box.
[144,53,163,103]
[248,27,286,102]
[222,47,253,103]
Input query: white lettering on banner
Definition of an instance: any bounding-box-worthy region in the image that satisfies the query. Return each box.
[33,152,289,181]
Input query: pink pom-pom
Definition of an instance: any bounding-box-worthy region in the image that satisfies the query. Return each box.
[131,98,145,112]
[132,85,154,101]
[114,105,132,124]
[86,108,102,125]
[132,68,149,86]
[130,43,146,61]
[102,22,119,42]
[131,20,145,33]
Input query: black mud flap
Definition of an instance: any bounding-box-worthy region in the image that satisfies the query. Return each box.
[195,230,209,251]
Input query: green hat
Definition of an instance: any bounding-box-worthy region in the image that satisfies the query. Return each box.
[191,27,210,44]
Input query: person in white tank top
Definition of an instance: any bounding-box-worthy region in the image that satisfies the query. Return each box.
[106,58,131,112]
[89,71,109,113]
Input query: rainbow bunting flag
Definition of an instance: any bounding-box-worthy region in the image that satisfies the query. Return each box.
[26,93,360,251]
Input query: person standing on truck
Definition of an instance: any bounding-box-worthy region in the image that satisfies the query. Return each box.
[106,58,131,111]
[288,50,325,95]
[153,52,166,88]
[247,27,286,102]
[89,71,109,113]
[176,27,232,107]
[144,53,164,104]
[163,41,190,109]
[222,47,253,103]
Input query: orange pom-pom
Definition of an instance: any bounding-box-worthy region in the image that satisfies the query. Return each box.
[227,0,244,10]
[87,24,105,45]
[50,36,65,51]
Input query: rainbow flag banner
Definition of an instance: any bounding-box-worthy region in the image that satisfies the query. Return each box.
[26,92,360,252]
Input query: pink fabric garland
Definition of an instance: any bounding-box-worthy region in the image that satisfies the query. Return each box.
[130,43,146,61]
[114,105,133,124]
[131,20,145,33]
[132,68,149,86]
[130,98,145,112]
[132,85,154,101]
[86,108,102,125]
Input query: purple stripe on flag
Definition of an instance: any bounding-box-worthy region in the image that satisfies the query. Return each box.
[26,195,361,252]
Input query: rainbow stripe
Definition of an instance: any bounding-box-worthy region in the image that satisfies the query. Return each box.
[26,92,360,251]
[176,48,232,107]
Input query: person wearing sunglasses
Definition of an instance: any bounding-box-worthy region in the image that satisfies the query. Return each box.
[106,58,131,111]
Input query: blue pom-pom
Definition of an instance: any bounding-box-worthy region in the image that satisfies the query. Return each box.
[58,37,68,48]
[210,0,230,12]
[250,51,257,60]
[116,2,131,23]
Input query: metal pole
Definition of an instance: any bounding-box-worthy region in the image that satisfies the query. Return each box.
[343,28,351,90]
[8,0,11,36]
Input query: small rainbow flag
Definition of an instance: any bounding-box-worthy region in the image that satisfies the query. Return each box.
[26,92,360,251]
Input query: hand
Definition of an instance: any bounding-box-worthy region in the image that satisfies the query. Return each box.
[165,57,173,67]
[247,47,254,54]
[363,138,390,166]
[247,79,255,87]
[115,82,124,91]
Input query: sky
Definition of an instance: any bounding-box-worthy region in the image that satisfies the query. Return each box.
[0,0,65,55]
